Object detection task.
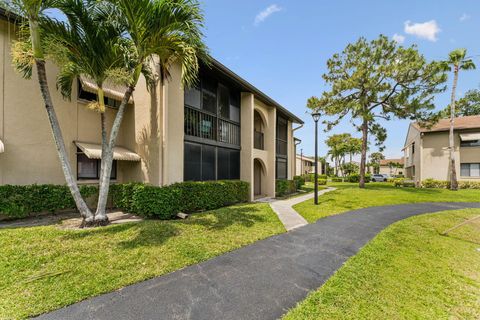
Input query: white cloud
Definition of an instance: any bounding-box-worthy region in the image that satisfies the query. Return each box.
[459,13,470,22]
[404,20,441,42]
[392,33,405,44]
[254,4,282,26]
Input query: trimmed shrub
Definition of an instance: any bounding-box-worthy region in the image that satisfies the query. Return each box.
[276,179,296,197]
[293,176,306,189]
[0,184,97,219]
[346,173,371,183]
[317,179,327,185]
[459,181,480,189]
[393,178,415,188]
[110,182,143,212]
[122,180,249,219]
[422,179,449,189]
[331,177,343,182]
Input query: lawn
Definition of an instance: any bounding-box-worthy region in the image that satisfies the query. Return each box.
[283,208,480,319]
[0,203,285,319]
[295,182,480,223]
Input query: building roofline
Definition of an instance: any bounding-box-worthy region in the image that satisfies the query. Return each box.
[208,57,304,124]
[0,7,23,24]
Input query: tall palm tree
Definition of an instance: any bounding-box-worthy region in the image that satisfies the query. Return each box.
[9,0,93,220]
[92,0,208,223]
[442,49,476,191]
[41,0,130,225]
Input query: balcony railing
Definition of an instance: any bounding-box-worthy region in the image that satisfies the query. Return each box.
[254,131,264,150]
[185,106,240,146]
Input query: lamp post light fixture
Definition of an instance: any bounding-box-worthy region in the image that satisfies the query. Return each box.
[311,112,321,205]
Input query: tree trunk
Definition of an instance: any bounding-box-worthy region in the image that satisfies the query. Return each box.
[449,66,459,191]
[359,117,369,188]
[35,60,93,221]
[94,86,135,224]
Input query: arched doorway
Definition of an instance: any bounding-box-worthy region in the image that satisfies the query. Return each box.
[254,158,265,197]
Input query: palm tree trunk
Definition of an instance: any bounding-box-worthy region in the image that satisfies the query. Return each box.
[35,60,93,221]
[94,85,135,224]
[449,66,459,191]
[359,117,368,188]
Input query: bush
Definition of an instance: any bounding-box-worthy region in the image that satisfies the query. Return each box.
[346,173,371,183]
[293,176,306,189]
[317,179,327,185]
[458,181,480,189]
[276,179,296,197]
[331,177,343,182]
[0,184,97,219]
[393,178,415,188]
[119,180,249,219]
[422,179,450,189]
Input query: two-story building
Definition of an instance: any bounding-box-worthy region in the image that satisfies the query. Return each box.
[295,155,323,176]
[403,115,480,185]
[0,10,303,201]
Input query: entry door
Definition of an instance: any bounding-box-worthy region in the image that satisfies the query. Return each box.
[254,162,262,196]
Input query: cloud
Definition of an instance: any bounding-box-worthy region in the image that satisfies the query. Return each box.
[459,13,470,22]
[392,33,405,44]
[404,20,440,41]
[254,4,282,26]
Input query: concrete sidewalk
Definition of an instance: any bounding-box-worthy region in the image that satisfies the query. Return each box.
[35,202,480,320]
[269,188,336,231]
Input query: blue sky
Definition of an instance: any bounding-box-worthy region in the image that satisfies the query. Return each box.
[201,0,480,160]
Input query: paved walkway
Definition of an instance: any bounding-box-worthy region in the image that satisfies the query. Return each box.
[35,202,480,320]
[269,188,336,230]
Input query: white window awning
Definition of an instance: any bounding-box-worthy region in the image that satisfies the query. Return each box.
[79,76,133,103]
[0,139,4,153]
[75,141,141,162]
[459,133,480,141]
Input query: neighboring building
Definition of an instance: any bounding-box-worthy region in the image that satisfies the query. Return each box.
[0,11,303,200]
[378,158,404,176]
[295,155,323,176]
[403,115,480,185]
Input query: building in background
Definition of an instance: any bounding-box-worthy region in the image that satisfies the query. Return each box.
[295,155,323,176]
[403,115,480,185]
[378,158,404,176]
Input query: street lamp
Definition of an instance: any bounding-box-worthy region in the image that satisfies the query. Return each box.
[311,112,321,205]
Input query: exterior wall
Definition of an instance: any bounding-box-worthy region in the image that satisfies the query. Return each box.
[287,121,294,179]
[295,156,322,176]
[403,125,422,184]
[378,165,404,176]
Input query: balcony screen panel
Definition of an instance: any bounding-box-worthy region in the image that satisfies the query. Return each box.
[276,140,287,156]
[229,150,240,179]
[185,86,201,109]
[219,120,240,146]
[217,148,230,180]
[218,84,230,119]
[184,142,202,181]
[277,116,288,141]
[202,77,217,114]
[276,157,287,180]
[229,91,240,123]
[202,144,216,181]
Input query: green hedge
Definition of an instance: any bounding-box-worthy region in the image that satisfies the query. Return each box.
[305,173,327,182]
[346,173,371,183]
[422,179,480,189]
[393,178,415,188]
[318,179,327,185]
[276,179,296,197]
[331,177,343,182]
[293,176,306,189]
[112,180,250,219]
[0,184,97,219]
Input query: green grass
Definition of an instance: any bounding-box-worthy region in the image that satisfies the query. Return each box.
[0,203,285,319]
[295,182,480,223]
[283,208,480,320]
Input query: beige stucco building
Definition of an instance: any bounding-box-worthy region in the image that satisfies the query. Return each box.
[0,11,303,201]
[378,158,404,176]
[403,116,480,185]
[295,155,323,176]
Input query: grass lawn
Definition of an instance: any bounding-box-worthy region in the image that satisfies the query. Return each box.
[295,182,480,223]
[0,203,285,319]
[283,208,480,319]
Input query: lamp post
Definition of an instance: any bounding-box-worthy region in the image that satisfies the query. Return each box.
[312,112,321,205]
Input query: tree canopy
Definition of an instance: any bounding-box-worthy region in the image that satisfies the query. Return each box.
[441,89,480,117]
[308,35,447,187]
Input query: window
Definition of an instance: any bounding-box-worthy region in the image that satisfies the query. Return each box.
[461,140,480,147]
[276,157,287,179]
[229,91,240,123]
[78,80,122,109]
[185,85,201,109]
[201,77,217,114]
[184,142,202,181]
[218,148,240,180]
[77,148,117,180]
[461,163,480,177]
[218,84,230,119]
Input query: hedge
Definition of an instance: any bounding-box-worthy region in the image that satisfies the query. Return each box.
[346,173,371,183]
[318,179,327,185]
[293,176,306,189]
[393,178,415,188]
[112,180,250,219]
[276,179,296,197]
[0,184,97,219]
[422,179,480,189]
[305,173,327,182]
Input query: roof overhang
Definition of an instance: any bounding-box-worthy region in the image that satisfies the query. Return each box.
[206,58,304,124]
[459,133,480,141]
[75,141,141,161]
[0,139,4,153]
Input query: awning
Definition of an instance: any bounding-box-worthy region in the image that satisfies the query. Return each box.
[0,139,4,153]
[75,142,141,162]
[459,133,480,141]
[79,76,133,103]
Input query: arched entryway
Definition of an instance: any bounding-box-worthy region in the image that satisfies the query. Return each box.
[254,158,266,197]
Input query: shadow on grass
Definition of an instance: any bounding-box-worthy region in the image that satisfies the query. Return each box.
[60,203,268,249]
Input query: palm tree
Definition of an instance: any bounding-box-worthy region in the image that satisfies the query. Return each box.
[442,49,476,191]
[9,0,93,220]
[41,0,130,225]
[92,0,208,223]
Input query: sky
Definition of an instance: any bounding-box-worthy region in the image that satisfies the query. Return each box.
[200,0,480,161]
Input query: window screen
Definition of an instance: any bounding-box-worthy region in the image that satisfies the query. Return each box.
[202,144,216,181]
[218,84,230,119]
[185,86,201,109]
[184,142,202,181]
[229,90,240,123]
[276,157,287,180]
[202,77,217,114]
